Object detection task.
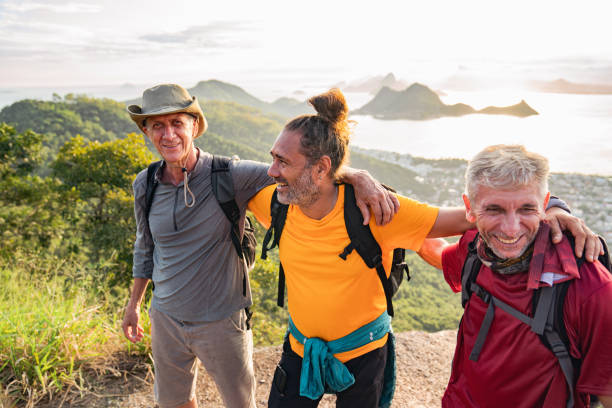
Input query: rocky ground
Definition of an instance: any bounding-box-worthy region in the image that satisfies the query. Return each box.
[34,330,456,408]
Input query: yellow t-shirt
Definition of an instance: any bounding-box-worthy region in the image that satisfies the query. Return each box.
[248,184,439,362]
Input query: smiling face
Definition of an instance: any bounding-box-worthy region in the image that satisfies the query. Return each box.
[143,113,198,166]
[464,184,550,259]
[268,129,320,207]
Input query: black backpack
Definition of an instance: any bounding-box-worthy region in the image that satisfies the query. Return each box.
[260,183,409,317]
[461,232,611,408]
[144,155,257,297]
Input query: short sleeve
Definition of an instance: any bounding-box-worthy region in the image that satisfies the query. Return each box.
[230,159,274,209]
[371,194,439,252]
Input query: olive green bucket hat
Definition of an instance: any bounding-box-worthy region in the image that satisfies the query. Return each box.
[127,84,208,138]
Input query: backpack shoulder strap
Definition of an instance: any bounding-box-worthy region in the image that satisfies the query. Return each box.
[261,188,289,259]
[341,183,395,316]
[211,155,253,298]
[260,188,289,307]
[145,160,163,220]
[211,155,243,258]
[538,281,577,408]
[461,233,481,308]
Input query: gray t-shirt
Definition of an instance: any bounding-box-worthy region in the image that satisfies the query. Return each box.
[132,150,272,322]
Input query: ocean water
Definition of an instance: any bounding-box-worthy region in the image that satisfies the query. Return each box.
[346,91,612,176]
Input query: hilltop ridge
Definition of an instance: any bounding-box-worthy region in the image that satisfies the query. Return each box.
[124,79,311,118]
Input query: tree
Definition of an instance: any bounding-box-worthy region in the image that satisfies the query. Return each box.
[0,122,43,178]
[0,124,77,255]
[52,133,154,286]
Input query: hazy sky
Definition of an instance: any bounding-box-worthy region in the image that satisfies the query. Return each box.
[1,0,611,97]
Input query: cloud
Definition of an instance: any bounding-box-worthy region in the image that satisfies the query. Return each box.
[1,1,101,14]
[140,21,255,49]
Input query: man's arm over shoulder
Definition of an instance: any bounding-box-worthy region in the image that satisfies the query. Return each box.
[569,263,612,399]
[427,207,474,238]
[230,159,273,207]
[132,169,154,280]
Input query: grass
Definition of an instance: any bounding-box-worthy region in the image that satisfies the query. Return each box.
[0,253,151,407]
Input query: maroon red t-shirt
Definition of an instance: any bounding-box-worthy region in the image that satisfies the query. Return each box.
[441,229,612,408]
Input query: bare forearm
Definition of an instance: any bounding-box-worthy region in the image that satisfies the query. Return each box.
[417,238,449,270]
[336,166,364,182]
[427,207,474,238]
[127,278,150,310]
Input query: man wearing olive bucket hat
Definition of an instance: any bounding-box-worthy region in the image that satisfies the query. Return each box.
[121,84,401,408]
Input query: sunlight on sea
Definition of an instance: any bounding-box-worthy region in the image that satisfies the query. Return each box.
[346,91,612,176]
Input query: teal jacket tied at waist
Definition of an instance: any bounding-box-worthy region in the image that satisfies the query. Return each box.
[288,312,396,408]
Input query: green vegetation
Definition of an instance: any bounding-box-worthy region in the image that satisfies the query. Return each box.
[0,252,149,407]
[0,95,135,152]
[0,122,154,405]
[393,253,462,332]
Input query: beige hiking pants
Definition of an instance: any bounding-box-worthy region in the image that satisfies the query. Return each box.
[149,307,256,408]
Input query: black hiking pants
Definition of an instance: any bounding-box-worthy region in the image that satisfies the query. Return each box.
[268,337,388,408]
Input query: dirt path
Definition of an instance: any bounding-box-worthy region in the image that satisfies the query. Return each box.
[37,330,456,408]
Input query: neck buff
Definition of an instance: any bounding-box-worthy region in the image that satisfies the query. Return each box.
[476,235,534,275]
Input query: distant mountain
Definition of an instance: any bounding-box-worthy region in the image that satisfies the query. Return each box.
[528,78,612,95]
[341,73,409,94]
[479,100,538,117]
[353,83,538,119]
[189,80,268,110]
[125,79,312,118]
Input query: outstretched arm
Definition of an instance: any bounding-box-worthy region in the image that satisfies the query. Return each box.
[426,207,473,238]
[339,167,400,226]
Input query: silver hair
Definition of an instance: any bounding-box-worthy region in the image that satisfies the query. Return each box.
[465,145,549,201]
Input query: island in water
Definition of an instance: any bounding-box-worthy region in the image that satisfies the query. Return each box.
[353,83,538,120]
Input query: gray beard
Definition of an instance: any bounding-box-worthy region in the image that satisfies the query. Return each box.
[280,169,320,207]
